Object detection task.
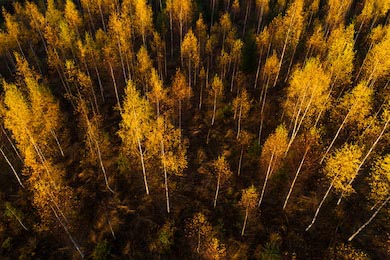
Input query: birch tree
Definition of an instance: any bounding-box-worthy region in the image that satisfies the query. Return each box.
[258,125,288,208]
[118,80,153,195]
[185,212,213,256]
[147,116,188,213]
[283,127,320,210]
[306,144,362,231]
[325,0,353,34]
[349,155,390,241]
[240,185,259,236]
[325,24,355,87]
[271,0,305,87]
[133,0,153,46]
[237,130,252,177]
[171,69,192,130]
[362,25,390,86]
[212,155,233,208]
[210,75,224,126]
[283,58,330,154]
[181,29,200,89]
[258,52,279,144]
[232,88,251,139]
[321,82,373,163]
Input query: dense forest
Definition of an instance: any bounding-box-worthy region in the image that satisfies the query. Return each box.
[0,0,390,258]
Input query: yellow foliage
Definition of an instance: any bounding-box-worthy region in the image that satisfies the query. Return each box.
[185,212,214,255]
[284,57,331,126]
[232,89,251,120]
[239,185,259,210]
[363,25,390,84]
[369,155,390,202]
[256,0,270,14]
[268,0,304,50]
[263,52,280,81]
[306,22,326,57]
[324,144,362,195]
[358,0,390,25]
[2,81,31,154]
[166,0,193,29]
[256,26,270,51]
[65,0,82,29]
[137,46,153,77]
[219,12,232,33]
[196,14,208,47]
[326,0,352,30]
[260,124,289,173]
[211,75,224,96]
[133,0,153,41]
[148,69,167,115]
[333,81,373,129]
[172,69,191,101]
[204,238,227,260]
[334,243,370,260]
[326,24,355,85]
[118,80,153,155]
[213,155,233,183]
[181,29,200,66]
[146,116,188,175]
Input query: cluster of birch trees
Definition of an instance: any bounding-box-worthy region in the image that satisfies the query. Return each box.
[1,0,390,258]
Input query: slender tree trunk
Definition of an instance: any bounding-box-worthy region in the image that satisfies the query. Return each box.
[94,64,105,103]
[109,62,122,111]
[285,90,314,155]
[283,146,309,210]
[199,77,204,110]
[211,93,217,126]
[170,12,173,58]
[214,173,221,208]
[95,139,114,193]
[29,43,42,75]
[242,0,251,37]
[161,140,170,213]
[284,45,297,82]
[238,146,244,176]
[0,147,24,188]
[273,7,296,87]
[258,78,270,145]
[306,181,334,231]
[337,118,390,205]
[354,19,365,44]
[237,101,243,139]
[211,0,216,25]
[50,129,64,157]
[137,138,149,195]
[355,43,373,83]
[84,0,96,32]
[241,207,249,236]
[180,18,183,66]
[1,126,22,162]
[254,52,262,89]
[197,227,201,253]
[7,206,28,230]
[50,205,84,259]
[320,112,350,164]
[230,61,236,92]
[179,100,182,130]
[188,59,191,90]
[256,6,264,34]
[258,152,274,207]
[348,196,390,241]
[104,211,116,240]
[98,3,106,32]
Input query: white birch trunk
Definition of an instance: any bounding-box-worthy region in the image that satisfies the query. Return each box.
[348,196,390,241]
